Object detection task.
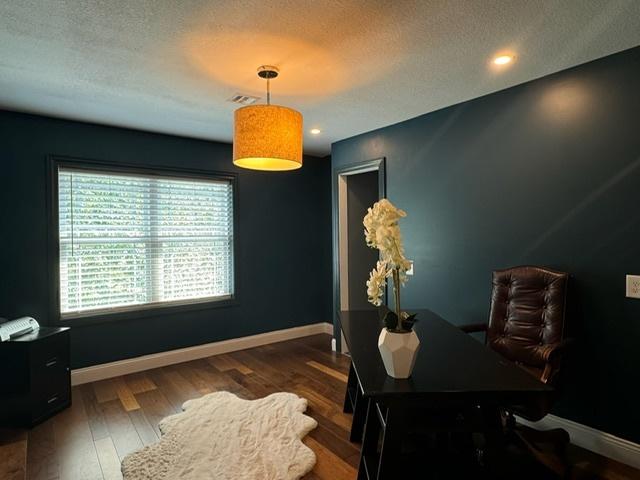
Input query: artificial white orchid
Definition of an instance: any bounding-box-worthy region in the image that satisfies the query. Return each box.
[366,260,389,306]
[363,199,414,332]
[363,199,412,273]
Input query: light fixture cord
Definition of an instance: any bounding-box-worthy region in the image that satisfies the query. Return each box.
[266,77,271,105]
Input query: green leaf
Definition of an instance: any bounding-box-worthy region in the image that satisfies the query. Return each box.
[401,313,418,331]
[378,306,417,331]
[377,304,390,320]
[383,310,399,330]
[377,305,398,330]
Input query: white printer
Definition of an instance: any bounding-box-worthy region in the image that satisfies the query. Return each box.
[0,317,40,342]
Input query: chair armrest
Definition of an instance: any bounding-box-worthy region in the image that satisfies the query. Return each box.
[459,323,488,334]
[540,338,574,363]
[540,338,574,384]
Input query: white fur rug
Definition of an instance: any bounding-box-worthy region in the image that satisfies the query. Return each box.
[121,391,318,480]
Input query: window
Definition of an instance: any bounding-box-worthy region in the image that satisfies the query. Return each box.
[57,166,234,318]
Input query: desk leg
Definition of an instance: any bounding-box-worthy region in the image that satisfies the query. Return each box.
[480,406,505,471]
[357,398,377,480]
[344,362,367,443]
[376,406,405,480]
[358,399,407,480]
[343,363,356,413]
[350,387,366,442]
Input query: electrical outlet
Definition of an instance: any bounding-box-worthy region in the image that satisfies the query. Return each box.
[626,275,640,299]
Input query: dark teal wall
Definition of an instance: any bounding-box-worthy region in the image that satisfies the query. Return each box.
[332,47,640,443]
[0,111,332,368]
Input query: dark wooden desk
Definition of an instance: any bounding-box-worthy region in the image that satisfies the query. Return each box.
[339,309,555,479]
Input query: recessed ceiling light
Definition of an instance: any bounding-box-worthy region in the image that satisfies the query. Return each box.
[310,128,321,135]
[493,55,514,65]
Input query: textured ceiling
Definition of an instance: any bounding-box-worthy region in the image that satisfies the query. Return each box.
[1,0,639,156]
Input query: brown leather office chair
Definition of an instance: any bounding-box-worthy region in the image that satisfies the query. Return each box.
[462,266,573,476]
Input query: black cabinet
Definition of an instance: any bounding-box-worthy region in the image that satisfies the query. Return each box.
[0,327,71,427]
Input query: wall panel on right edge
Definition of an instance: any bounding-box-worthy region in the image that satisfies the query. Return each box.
[331,46,640,443]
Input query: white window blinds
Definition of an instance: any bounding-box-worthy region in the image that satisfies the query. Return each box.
[58,168,234,318]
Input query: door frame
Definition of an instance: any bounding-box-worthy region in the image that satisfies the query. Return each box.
[332,158,386,352]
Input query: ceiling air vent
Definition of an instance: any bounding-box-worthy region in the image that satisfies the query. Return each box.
[227,93,260,105]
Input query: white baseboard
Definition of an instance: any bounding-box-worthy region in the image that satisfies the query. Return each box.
[518,414,640,470]
[72,322,334,386]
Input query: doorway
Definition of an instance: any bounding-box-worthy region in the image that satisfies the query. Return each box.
[333,158,385,352]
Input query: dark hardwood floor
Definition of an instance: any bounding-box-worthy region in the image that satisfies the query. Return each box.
[0,333,638,479]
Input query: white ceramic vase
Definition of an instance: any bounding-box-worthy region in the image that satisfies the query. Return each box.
[378,328,420,379]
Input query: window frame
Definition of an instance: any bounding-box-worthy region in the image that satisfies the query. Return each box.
[47,155,239,326]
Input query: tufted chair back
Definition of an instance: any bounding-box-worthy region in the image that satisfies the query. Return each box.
[487,266,568,384]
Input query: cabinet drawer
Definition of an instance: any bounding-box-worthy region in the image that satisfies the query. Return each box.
[31,355,69,393]
[31,387,70,424]
[31,332,69,367]
[30,333,70,392]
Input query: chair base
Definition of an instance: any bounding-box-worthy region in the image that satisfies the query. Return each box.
[505,414,572,479]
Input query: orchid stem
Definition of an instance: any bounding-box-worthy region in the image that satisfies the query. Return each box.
[392,268,402,331]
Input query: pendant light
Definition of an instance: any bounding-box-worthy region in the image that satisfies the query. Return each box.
[233,66,303,171]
